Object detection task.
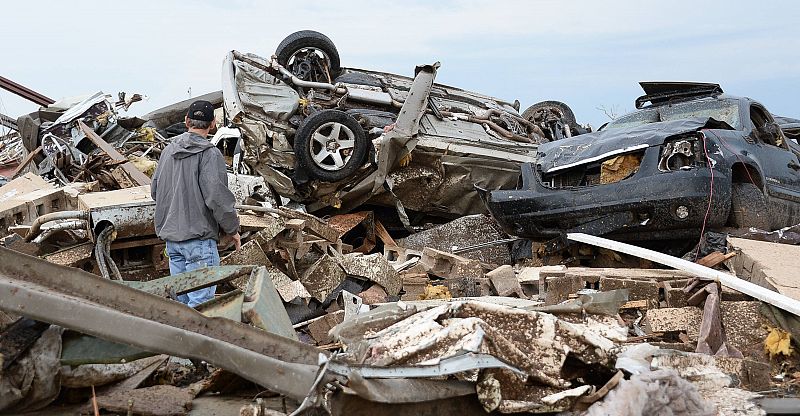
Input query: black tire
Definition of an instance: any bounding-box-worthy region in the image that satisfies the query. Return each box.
[522,100,579,132]
[294,110,368,182]
[275,30,341,80]
[728,182,771,230]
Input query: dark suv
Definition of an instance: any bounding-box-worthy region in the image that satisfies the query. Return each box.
[483,82,800,242]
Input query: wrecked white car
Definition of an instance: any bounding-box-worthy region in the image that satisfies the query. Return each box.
[221,30,585,219]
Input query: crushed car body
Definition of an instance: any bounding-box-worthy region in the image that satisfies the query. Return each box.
[221,30,586,219]
[484,82,800,241]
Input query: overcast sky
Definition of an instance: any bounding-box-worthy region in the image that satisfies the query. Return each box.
[1,0,799,130]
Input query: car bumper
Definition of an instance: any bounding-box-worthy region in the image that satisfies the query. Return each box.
[485,168,731,240]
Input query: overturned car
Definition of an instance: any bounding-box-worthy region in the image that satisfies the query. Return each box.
[484,82,800,242]
[221,30,585,218]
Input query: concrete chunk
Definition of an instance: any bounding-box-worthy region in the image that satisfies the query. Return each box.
[486,265,524,297]
[420,247,483,279]
[643,307,703,340]
[728,237,800,301]
[340,253,401,295]
[398,214,511,265]
[299,254,346,301]
[269,266,311,302]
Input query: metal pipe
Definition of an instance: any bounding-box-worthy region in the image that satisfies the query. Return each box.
[32,220,87,244]
[275,64,346,93]
[95,226,110,280]
[438,110,534,143]
[25,211,89,242]
[104,228,122,281]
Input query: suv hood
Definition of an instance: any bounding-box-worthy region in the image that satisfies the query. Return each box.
[537,117,732,174]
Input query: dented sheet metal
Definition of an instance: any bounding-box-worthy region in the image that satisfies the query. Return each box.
[222,51,299,150]
[0,247,323,400]
[538,118,730,173]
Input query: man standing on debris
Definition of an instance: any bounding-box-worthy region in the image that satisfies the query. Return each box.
[151,100,241,307]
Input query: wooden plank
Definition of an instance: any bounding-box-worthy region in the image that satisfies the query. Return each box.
[620,300,648,309]
[78,120,151,186]
[696,251,736,268]
[375,219,397,247]
[8,146,41,179]
[567,233,800,317]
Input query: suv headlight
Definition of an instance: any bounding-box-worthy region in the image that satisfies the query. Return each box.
[658,135,703,172]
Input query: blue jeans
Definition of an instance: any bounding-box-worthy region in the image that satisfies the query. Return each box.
[166,239,219,308]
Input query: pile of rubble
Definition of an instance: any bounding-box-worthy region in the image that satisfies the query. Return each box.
[1,36,800,416]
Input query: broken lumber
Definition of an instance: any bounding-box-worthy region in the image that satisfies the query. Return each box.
[78,120,151,186]
[567,233,800,317]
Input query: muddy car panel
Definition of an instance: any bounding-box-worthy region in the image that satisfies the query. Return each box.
[222,50,540,217]
[485,91,800,241]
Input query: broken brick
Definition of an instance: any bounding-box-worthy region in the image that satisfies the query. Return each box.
[486,265,524,298]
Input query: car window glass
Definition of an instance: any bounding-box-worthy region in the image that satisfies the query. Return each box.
[750,105,781,147]
[606,99,741,130]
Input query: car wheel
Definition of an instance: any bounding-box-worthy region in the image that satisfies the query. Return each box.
[522,100,580,137]
[275,30,341,82]
[728,182,771,230]
[294,110,368,182]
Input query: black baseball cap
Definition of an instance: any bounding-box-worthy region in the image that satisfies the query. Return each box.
[187,100,215,122]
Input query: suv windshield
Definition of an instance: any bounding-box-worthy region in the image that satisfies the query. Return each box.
[606,98,741,130]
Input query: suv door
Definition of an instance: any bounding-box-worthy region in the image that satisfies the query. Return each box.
[747,104,800,226]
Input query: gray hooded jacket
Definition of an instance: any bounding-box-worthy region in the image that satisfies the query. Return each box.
[151,132,239,242]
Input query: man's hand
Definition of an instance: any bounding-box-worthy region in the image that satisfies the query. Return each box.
[232,232,241,252]
[221,232,242,252]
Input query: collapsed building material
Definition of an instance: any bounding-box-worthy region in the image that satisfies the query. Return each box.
[642,307,703,339]
[333,300,621,413]
[727,237,800,301]
[307,310,345,345]
[78,121,151,187]
[0,173,65,234]
[486,265,524,298]
[0,247,323,401]
[567,233,800,316]
[300,254,346,301]
[420,247,484,279]
[339,252,401,295]
[398,214,512,265]
[535,266,694,305]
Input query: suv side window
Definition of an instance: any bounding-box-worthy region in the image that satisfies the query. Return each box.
[750,104,782,148]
